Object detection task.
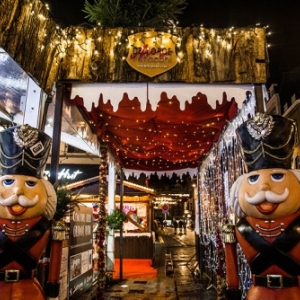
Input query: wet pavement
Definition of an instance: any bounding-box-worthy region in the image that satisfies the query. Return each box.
[104,227,217,299]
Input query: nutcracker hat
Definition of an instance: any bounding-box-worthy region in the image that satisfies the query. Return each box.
[0,124,52,178]
[236,113,297,172]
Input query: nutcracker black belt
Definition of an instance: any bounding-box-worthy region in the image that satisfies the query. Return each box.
[253,274,299,289]
[0,269,36,282]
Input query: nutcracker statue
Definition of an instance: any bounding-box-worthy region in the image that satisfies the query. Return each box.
[0,124,64,300]
[223,113,300,300]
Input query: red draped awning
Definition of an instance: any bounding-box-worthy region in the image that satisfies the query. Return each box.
[71,84,241,172]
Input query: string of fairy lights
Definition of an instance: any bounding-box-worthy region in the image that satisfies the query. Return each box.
[49,26,269,66]
[198,95,256,297]
[22,1,272,69]
[48,26,184,65]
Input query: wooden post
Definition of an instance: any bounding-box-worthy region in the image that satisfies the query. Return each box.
[106,162,116,271]
[119,169,124,281]
[254,84,266,113]
[49,81,64,184]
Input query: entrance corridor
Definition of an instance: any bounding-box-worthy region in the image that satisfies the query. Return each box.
[104,227,217,299]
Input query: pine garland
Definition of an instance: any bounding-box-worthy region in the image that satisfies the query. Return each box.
[96,144,108,300]
[107,208,127,230]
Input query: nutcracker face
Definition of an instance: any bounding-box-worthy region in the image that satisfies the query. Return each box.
[0,174,48,220]
[238,168,300,220]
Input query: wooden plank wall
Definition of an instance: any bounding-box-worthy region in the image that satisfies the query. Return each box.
[114,235,154,258]
[0,0,268,95]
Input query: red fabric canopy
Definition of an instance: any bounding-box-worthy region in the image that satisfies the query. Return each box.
[72,91,237,171]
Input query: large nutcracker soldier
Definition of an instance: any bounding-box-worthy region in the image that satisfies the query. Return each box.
[0,124,64,300]
[223,113,300,300]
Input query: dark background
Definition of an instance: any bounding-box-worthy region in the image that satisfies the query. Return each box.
[45,0,300,100]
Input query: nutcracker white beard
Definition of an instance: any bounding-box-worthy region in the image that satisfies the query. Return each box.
[0,194,39,207]
[244,188,288,205]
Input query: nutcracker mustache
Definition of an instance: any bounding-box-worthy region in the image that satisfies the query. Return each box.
[0,194,39,207]
[245,188,289,205]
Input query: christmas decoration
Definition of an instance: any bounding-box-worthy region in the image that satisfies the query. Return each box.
[83,0,187,28]
[95,144,108,300]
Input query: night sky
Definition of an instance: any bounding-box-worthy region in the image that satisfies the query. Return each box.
[45,0,300,93]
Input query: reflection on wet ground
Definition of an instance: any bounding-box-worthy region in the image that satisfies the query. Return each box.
[105,227,217,300]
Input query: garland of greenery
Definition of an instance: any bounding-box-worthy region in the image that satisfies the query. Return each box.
[96,144,108,300]
[83,0,187,28]
[107,209,127,230]
[53,183,80,221]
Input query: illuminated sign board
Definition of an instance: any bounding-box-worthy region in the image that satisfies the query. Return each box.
[126,30,178,77]
[44,168,82,180]
[45,165,100,183]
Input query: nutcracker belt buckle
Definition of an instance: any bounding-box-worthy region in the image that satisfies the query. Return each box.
[267,274,283,288]
[5,270,20,282]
